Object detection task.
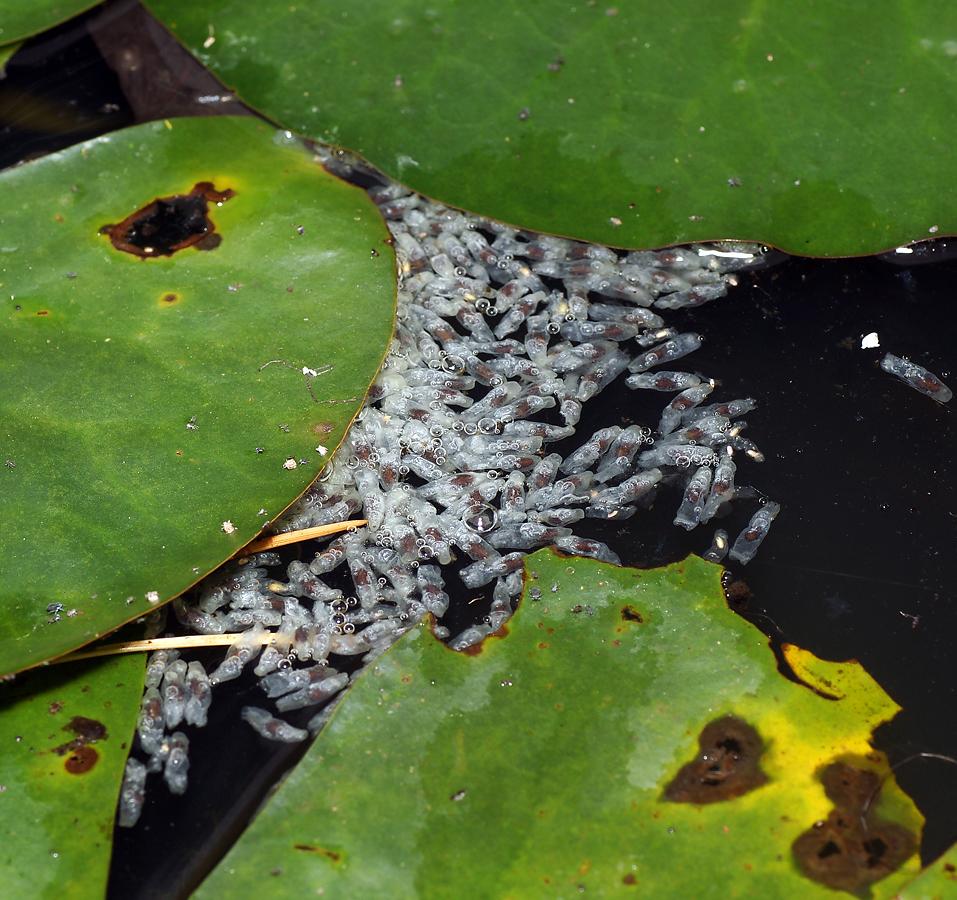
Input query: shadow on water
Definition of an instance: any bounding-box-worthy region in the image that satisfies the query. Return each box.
[3,2,956,895]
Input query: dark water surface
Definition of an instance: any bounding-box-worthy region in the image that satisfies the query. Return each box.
[3,4,956,897]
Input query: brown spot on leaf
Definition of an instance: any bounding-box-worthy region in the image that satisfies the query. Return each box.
[822,760,881,809]
[663,716,767,803]
[48,701,63,714]
[193,232,222,251]
[52,716,108,756]
[723,577,753,612]
[36,310,50,316]
[292,844,341,863]
[792,761,917,892]
[64,745,98,774]
[459,623,510,656]
[621,605,644,623]
[161,292,179,304]
[313,422,335,435]
[622,873,637,885]
[100,181,234,258]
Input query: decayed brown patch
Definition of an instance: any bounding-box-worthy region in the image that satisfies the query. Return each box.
[662,716,767,804]
[792,761,917,892]
[100,181,234,258]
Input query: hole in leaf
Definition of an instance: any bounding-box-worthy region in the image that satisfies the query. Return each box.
[100,181,234,257]
[817,840,842,859]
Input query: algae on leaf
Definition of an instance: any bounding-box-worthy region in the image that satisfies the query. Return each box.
[194,552,926,899]
[0,654,144,900]
[0,116,396,676]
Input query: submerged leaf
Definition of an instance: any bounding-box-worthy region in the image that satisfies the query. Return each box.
[0,655,144,899]
[0,116,396,676]
[194,553,924,899]
[146,0,957,256]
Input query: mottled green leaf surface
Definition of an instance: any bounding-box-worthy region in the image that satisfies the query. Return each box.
[195,553,926,899]
[0,654,144,899]
[0,116,395,676]
[146,0,957,257]
[0,1,98,46]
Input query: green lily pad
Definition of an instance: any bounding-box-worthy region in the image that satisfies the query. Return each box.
[0,654,144,899]
[896,843,957,899]
[145,0,957,257]
[0,115,396,676]
[193,552,925,899]
[0,41,17,71]
[0,2,99,47]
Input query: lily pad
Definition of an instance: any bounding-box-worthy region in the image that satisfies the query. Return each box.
[0,654,144,900]
[0,2,98,47]
[896,843,957,899]
[193,552,925,899]
[0,41,17,71]
[0,115,396,676]
[145,0,957,257]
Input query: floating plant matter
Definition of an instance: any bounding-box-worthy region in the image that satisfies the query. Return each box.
[121,155,781,824]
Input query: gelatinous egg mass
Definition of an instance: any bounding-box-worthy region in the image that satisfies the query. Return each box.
[100,181,234,257]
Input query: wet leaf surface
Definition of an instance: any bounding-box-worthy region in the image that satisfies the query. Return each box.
[0,115,396,676]
[194,553,927,899]
[0,654,144,900]
[145,0,957,256]
[0,1,98,47]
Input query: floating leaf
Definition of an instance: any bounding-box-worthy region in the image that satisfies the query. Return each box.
[0,41,17,71]
[194,552,925,899]
[0,654,144,899]
[0,2,98,46]
[0,115,396,676]
[144,0,957,257]
[896,843,957,899]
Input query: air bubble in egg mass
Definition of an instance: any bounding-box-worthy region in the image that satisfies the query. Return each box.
[464,506,499,534]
